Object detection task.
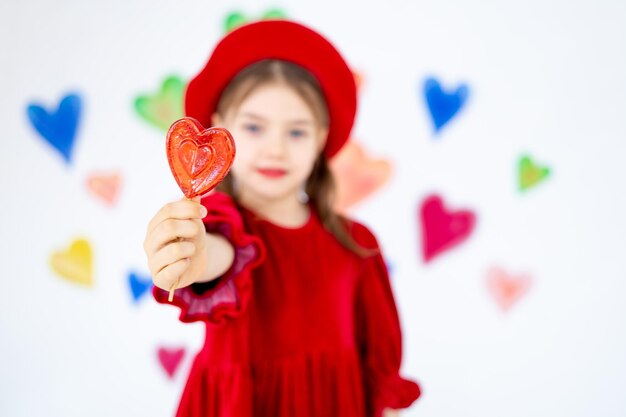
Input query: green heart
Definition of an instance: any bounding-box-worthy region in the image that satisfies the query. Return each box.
[134,76,185,131]
[518,155,551,191]
[224,8,288,33]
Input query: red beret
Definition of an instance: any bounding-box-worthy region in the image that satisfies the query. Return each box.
[185,20,357,158]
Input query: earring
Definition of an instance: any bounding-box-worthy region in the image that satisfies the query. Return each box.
[298,184,309,203]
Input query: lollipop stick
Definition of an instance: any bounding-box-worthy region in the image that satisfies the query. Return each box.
[168,276,180,302]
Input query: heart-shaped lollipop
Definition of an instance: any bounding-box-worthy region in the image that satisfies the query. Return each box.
[166,117,236,199]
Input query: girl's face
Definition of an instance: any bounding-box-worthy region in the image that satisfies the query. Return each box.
[214,83,327,205]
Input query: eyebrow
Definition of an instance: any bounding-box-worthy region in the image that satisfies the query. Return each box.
[239,112,315,126]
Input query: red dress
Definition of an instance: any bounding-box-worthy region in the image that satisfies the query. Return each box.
[153,192,420,417]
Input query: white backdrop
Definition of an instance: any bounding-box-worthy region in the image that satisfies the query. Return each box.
[2,1,626,416]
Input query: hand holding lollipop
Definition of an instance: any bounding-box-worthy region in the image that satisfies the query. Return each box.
[164,117,236,301]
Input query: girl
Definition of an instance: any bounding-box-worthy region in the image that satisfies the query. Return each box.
[143,20,420,417]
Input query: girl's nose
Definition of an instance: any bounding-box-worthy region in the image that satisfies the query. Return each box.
[264,133,287,158]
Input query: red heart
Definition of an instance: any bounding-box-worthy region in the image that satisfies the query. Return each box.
[166,117,235,198]
[486,267,532,312]
[157,347,186,379]
[420,194,476,262]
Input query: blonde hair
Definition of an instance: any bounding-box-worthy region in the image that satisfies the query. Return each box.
[214,60,373,257]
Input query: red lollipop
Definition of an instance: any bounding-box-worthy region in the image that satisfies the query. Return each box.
[165,117,236,301]
[166,117,236,199]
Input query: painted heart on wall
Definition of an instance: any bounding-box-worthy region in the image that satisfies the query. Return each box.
[519,155,551,191]
[134,76,185,131]
[330,141,392,212]
[27,93,82,164]
[129,271,153,303]
[50,237,93,286]
[157,347,186,379]
[423,77,469,134]
[86,171,122,207]
[419,195,476,262]
[224,8,288,33]
[486,266,532,312]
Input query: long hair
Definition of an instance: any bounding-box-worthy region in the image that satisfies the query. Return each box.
[214,60,374,257]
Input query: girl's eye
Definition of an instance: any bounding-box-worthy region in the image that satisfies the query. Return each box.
[243,123,261,134]
[289,129,307,139]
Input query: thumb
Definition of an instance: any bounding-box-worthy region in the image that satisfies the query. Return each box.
[190,196,207,219]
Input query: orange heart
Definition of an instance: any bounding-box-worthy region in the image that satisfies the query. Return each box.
[166,117,236,198]
[330,141,392,212]
[86,172,122,206]
[486,267,532,312]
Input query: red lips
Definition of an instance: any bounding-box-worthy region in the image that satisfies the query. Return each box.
[258,168,287,178]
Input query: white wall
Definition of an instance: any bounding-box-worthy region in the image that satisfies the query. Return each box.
[1,1,625,416]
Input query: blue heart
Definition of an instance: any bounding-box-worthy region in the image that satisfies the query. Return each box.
[423,77,469,133]
[128,271,154,303]
[27,93,82,164]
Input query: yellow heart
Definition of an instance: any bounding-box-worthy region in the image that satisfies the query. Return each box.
[50,238,93,286]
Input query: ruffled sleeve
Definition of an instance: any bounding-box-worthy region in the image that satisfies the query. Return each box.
[152,191,265,324]
[352,222,421,416]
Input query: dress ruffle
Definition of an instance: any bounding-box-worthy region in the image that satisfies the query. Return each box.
[368,373,421,416]
[153,193,265,324]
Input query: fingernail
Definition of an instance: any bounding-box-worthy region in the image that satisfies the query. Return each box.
[200,206,207,217]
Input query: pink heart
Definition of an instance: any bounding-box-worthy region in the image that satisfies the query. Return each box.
[486,267,532,312]
[420,194,476,262]
[85,172,122,206]
[157,347,185,379]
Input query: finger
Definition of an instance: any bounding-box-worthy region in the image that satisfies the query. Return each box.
[191,196,206,218]
[148,241,196,277]
[145,219,203,254]
[153,258,190,290]
[147,200,207,236]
